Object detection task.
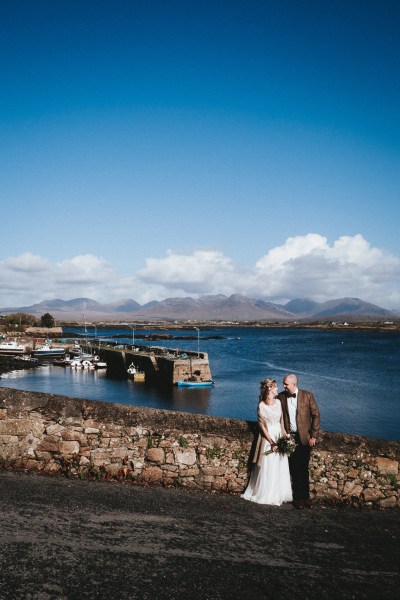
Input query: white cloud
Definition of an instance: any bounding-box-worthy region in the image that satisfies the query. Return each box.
[137,249,238,294]
[253,234,400,307]
[3,252,50,272]
[56,255,114,284]
[0,234,399,310]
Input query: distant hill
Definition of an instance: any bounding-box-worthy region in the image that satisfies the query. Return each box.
[306,297,393,318]
[284,299,320,315]
[136,294,293,321]
[0,294,397,322]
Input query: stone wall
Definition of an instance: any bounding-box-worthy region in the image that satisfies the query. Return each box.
[0,388,398,508]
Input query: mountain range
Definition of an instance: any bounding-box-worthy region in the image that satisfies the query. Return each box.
[0,295,397,322]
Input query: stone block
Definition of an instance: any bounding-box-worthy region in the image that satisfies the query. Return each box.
[43,461,61,474]
[373,457,398,476]
[378,496,398,508]
[146,448,165,463]
[201,466,226,476]
[31,422,45,437]
[0,419,31,435]
[180,479,199,489]
[112,448,130,459]
[43,435,59,443]
[46,423,65,436]
[228,480,245,493]
[173,447,197,466]
[163,470,178,478]
[92,457,111,467]
[314,483,327,495]
[179,467,199,476]
[0,435,19,444]
[35,451,52,461]
[347,468,360,479]
[37,441,58,453]
[201,435,227,447]
[212,477,228,491]
[61,429,85,442]
[62,417,83,427]
[363,488,384,502]
[109,437,124,448]
[323,489,340,501]
[141,466,163,483]
[163,477,177,486]
[0,409,7,420]
[59,441,80,455]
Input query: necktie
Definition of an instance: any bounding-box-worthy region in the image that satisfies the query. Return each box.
[287,393,296,398]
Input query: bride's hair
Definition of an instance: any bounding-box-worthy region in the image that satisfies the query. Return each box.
[259,378,277,402]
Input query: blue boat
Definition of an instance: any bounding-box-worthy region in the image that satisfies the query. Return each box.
[176,380,214,388]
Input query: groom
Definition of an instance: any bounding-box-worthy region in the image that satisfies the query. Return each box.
[278,374,320,509]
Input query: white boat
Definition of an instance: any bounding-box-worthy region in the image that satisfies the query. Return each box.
[93,355,107,369]
[0,339,26,356]
[70,358,84,368]
[81,359,95,370]
[69,342,83,356]
[127,363,145,381]
[31,343,65,358]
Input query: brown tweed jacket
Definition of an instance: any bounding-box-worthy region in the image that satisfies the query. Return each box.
[278,389,320,446]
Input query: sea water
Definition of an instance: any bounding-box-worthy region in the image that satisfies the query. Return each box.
[1,327,399,441]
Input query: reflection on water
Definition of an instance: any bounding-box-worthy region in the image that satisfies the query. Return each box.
[0,364,211,415]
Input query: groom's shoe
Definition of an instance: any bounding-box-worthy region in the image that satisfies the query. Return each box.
[304,499,313,509]
[293,500,305,509]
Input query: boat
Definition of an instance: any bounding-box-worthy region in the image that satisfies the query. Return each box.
[176,379,214,388]
[93,355,107,369]
[69,342,83,357]
[53,357,70,366]
[31,343,65,358]
[0,339,26,356]
[127,363,145,382]
[81,359,95,370]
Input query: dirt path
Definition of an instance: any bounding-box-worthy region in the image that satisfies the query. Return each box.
[0,471,398,599]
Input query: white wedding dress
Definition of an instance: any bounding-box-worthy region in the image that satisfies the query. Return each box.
[242,401,293,506]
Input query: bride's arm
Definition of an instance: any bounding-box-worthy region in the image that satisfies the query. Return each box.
[258,411,277,448]
[280,414,289,437]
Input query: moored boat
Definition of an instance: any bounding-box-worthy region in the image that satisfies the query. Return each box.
[0,339,27,356]
[31,343,65,358]
[127,363,145,381]
[69,342,83,356]
[53,357,70,366]
[93,356,107,369]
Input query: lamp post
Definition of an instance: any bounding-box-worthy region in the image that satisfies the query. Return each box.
[129,325,135,349]
[194,327,200,358]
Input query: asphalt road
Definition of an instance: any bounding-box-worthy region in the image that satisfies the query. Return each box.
[0,471,398,600]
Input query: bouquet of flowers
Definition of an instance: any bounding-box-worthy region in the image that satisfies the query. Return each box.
[265,435,297,456]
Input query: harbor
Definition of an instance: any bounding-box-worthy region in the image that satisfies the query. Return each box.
[0,334,214,386]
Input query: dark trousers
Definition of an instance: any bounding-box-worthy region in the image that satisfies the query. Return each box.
[289,432,311,501]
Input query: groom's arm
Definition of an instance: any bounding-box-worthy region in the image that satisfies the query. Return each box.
[308,392,320,443]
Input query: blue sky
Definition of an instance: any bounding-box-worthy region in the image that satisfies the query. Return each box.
[1,0,399,309]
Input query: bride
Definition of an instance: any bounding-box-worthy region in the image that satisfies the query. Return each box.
[241,378,293,506]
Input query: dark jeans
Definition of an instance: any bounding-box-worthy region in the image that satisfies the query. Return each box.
[289,432,311,501]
